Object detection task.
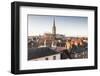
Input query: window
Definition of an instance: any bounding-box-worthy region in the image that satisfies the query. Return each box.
[53,56,56,60]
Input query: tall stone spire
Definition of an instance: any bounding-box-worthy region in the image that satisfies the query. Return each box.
[52,17,57,47]
[52,17,56,39]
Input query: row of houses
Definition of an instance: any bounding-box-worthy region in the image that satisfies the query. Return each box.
[28,43,88,61]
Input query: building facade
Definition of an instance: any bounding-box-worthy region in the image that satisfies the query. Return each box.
[33,54,60,61]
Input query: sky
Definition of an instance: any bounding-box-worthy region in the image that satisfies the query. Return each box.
[28,15,88,37]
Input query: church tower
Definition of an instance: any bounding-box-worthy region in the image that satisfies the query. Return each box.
[52,18,57,47]
[52,18,56,39]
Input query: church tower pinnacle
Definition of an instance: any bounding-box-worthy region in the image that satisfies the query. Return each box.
[52,17,56,39]
[52,17,57,47]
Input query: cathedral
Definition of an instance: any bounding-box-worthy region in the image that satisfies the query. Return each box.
[39,18,57,48]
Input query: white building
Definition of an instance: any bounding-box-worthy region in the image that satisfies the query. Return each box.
[33,54,60,61]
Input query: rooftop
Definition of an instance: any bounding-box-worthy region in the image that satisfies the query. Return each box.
[28,47,59,60]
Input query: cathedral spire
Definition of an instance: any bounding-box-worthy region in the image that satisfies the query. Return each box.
[53,17,55,27]
[52,17,56,39]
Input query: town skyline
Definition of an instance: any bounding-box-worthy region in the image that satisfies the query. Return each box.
[28,15,88,37]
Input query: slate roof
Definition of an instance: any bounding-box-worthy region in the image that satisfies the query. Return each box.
[28,47,59,60]
[71,46,88,53]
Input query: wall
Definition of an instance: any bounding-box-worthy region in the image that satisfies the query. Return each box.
[0,0,99,76]
[32,54,60,61]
